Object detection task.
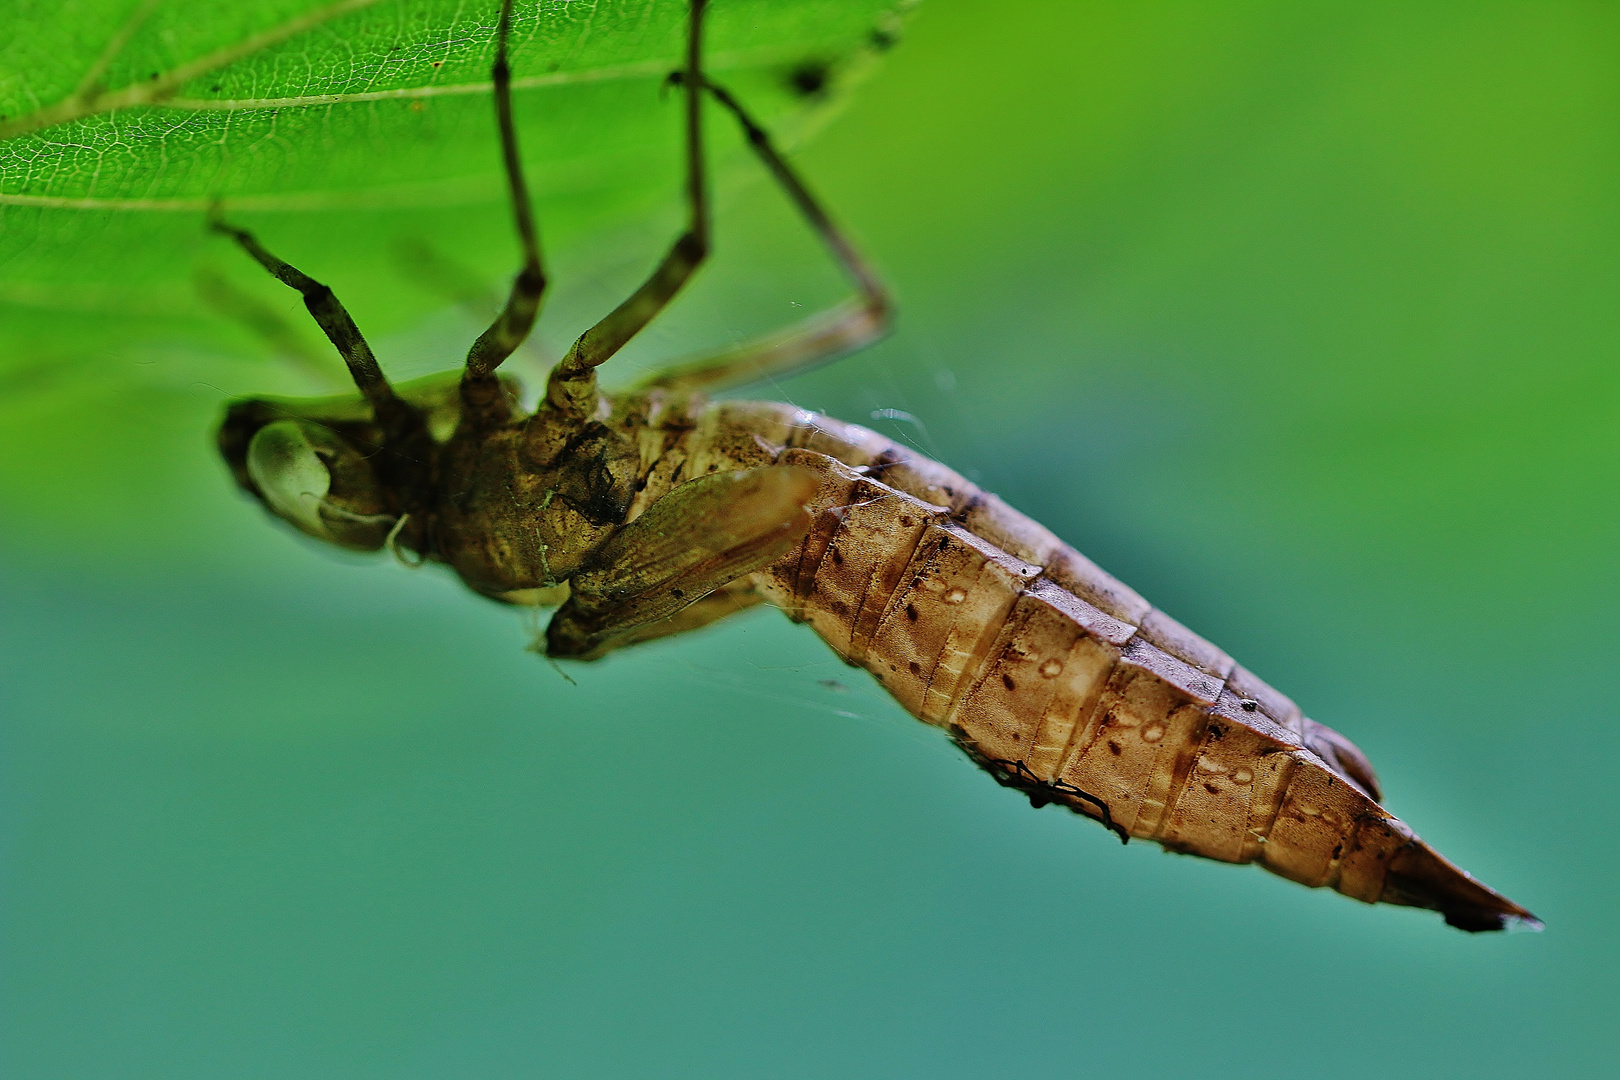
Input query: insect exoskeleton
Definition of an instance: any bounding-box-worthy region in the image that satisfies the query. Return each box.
[243,419,392,547]
[211,0,1537,933]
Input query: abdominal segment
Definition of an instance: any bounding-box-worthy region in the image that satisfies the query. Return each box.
[708,400,1535,930]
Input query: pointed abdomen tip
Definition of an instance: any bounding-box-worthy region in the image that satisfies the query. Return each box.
[1384,839,1537,933]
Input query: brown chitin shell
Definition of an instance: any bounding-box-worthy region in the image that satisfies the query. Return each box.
[664,397,1536,932]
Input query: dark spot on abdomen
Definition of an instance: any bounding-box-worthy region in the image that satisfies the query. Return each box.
[951,493,984,523]
[869,449,904,480]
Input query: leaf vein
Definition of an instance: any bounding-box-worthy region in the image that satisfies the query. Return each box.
[0,0,388,141]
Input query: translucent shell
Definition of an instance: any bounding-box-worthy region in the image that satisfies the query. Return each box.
[246,420,334,539]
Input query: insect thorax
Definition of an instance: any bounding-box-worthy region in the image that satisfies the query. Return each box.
[433,417,634,597]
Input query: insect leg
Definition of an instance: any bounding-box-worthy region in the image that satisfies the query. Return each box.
[634,77,892,395]
[461,0,547,406]
[208,211,412,433]
[546,464,814,659]
[543,0,711,418]
[194,265,345,390]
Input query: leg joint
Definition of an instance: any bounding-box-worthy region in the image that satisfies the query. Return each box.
[517,263,546,293]
[677,230,709,263]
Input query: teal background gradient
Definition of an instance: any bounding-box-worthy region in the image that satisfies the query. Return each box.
[3,1,1615,1076]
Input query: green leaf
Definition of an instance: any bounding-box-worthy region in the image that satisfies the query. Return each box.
[0,0,911,552]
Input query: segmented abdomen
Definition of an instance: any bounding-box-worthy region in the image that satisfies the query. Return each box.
[650,395,1533,929]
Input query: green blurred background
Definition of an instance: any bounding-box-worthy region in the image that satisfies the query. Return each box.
[3,0,1615,1075]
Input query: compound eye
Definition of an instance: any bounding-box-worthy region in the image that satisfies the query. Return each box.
[246,420,335,538]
